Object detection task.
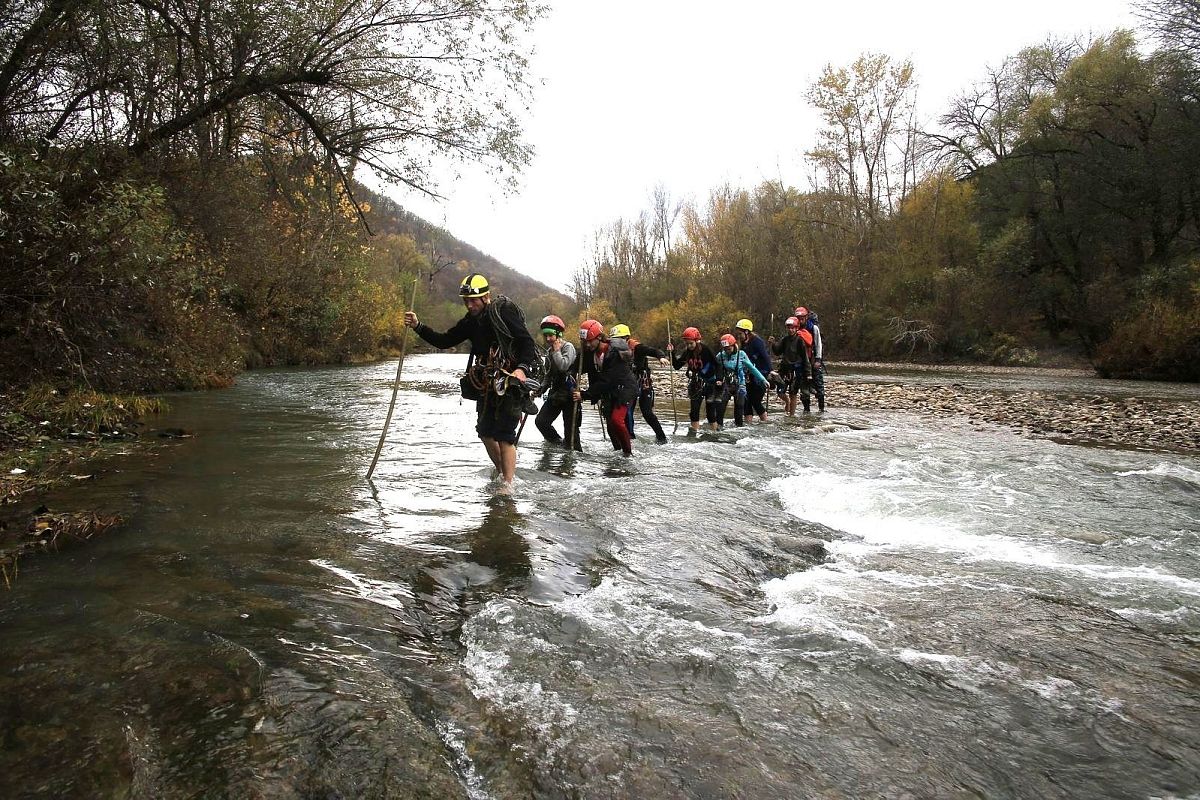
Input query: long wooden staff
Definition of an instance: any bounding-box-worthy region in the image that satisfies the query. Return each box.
[593,346,607,441]
[366,276,420,481]
[766,313,775,414]
[667,319,679,434]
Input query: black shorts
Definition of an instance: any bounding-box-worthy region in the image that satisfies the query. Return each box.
[476,393,523,443]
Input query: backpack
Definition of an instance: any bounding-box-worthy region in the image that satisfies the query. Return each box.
[486,295,546,384]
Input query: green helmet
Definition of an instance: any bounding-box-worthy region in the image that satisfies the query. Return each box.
[459,273,490,298]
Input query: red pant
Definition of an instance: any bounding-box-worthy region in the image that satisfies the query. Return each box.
[607,403,632,456]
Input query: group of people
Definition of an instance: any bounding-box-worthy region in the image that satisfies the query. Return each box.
[403,273,826,488]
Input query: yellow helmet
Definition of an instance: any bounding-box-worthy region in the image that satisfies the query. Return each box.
[735,318,753,332]
[609,323,631,338]
[459,273,490,298]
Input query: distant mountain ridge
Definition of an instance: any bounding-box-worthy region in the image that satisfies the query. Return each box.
[356,184,573,313]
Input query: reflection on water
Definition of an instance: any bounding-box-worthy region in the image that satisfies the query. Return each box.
[1,354,1198,799]
[533,447,579,479]
[470,498,531,585]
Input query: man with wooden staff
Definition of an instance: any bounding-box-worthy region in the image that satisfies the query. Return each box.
[404,273,538,489]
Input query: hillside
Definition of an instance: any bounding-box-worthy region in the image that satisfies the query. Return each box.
[359,186,574,322]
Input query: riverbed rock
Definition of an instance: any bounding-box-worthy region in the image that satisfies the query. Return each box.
[772,534,827,561]
[828,376,1200,454]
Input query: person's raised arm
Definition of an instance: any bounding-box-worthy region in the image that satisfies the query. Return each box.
[406,312,472,350]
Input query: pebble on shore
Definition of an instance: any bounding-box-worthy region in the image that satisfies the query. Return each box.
[650,367,1200,454]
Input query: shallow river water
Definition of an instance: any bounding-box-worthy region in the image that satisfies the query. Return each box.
[2,354,1199,799]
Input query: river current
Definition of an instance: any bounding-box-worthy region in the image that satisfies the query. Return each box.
[2,354,1198,798]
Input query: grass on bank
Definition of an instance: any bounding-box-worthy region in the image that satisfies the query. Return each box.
[1,384,168,500]
[1,384,164,586]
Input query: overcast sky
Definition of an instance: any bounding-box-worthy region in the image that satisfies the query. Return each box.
[386,0,1137,294]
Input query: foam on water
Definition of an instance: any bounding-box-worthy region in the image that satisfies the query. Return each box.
[554,577,750,650]
[768,467,1200,596]
[434,719,494,800]
[1114,462,1200,484]
[462,601,580,757]
[758,565,882,648]
[313,559,413,612]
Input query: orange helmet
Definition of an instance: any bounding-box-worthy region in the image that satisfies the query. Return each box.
[682,326,702,341]
[719,333,737,348]
[540,315,565,334]
[579,319,604,341]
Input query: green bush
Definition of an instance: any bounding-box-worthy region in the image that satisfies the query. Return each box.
[1092,259,1200,380]
[0,150,242,391]
[969,333,1040,366]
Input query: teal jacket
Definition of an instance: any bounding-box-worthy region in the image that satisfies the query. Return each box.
[715,350,766,388]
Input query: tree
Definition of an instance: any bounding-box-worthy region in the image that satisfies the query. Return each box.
[806,53,916,227]
[927,39,1083,177]
[1137,0,1200,63]
[0,0,545,201]
[973,31,1200,353]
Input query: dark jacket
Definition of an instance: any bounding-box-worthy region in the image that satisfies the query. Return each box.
[582,348,639,406]
[413,297,538,371]
[672,342,717,382]
[580,344,602,387]
[743,333,773,376]
[772,334,812,376]
[631,342,666,387]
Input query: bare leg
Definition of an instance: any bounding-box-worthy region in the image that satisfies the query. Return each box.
[498,442,517,483]
[481,437,503,475]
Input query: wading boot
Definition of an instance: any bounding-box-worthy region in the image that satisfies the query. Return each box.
[802,398,811,413]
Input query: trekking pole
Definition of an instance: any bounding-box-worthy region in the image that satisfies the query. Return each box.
[666,319,679,435]
[565,361,581,450]
[367,276,420,481]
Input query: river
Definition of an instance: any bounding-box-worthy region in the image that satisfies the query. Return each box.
[2,354,1198,798]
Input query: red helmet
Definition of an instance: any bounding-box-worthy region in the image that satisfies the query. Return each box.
[719,333,737,348]
[682,326,702,341]
[785,316,800,328]
[795,306,809,317]
[579,319,604,341]
[540,314,565,333]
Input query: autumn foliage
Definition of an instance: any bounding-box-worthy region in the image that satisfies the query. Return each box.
[577,25,1200,380]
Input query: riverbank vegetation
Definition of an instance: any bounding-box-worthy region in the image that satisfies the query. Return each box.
[0,0,566,547]
[575,3,1200,381]
[0,0,558,398]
